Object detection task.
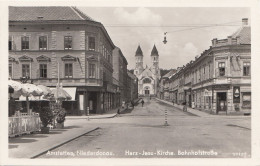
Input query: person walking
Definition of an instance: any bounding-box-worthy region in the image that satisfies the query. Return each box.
[131,100,134,108]
[141,99,144,107]
[117,108,120,117]
[183,102,187,112]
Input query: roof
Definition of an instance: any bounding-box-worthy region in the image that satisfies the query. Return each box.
[135,45,143,56]
[127,71,137,80]
[151,44,159,56]
[9,6,96,22]
[231,26,251,44]
[162,69,176,78]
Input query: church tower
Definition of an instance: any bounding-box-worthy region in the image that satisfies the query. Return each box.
[150,44,160,77]
[134,45,144,76]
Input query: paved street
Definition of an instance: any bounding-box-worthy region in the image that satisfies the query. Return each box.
[35,98,250,158]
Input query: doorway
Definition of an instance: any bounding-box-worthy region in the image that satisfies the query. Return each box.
[88,92,97,114]
[217,92,227,114]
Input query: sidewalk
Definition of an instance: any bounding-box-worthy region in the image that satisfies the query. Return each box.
[155,98,212,117]
[9,106,125,158]
[9,119,99,158]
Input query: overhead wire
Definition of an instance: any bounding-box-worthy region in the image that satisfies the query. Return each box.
[103,20,241,36]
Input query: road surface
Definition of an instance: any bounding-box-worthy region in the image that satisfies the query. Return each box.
[38,97,251,158]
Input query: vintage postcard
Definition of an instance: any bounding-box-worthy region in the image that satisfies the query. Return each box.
[1,0,260,166]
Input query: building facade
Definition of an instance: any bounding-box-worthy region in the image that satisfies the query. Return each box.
[9,6,117,115]
[112,47,128,105]
[134,45,161,96]
[127,71,138,102]
[160,18,251,115]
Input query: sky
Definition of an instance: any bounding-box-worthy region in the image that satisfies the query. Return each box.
[79,7,250,70]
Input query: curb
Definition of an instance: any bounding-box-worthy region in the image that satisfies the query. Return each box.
[30,127,100,159]
[155,98,203,117]
[66,114,117,120]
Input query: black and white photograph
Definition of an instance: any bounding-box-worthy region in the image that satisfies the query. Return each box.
[1,0,260,166]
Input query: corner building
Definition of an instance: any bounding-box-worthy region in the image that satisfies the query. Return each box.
[9,7,116,115]
[163,18,251,115]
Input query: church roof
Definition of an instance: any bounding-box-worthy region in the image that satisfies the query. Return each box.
[139,66,154,78]
[135,45,143,56]
[151,44,159,56]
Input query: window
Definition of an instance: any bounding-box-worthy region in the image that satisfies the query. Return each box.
[9,36,13,50]
[65,63,73,78]
[208,63,211,78]
[21,36,29,50]
[22,64,30,77]
[39,64,47,78]
[143,78,151,84]
[242,92,251,108]
[89,63,96,78]
[64,36,72,50]
[39,36,47,50]
[9,64,12,78]
[218,62,225,76]
[243,62,250,76]
[88,37,95,51]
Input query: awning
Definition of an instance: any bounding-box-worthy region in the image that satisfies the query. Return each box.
[63,87,76,100]
[19,95,48,101]
[50,87,76,101]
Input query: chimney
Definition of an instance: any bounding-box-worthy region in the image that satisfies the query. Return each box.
[242,18,248,26]
[212,38,217,47]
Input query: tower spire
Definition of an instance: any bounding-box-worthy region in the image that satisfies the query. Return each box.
[151,44,159,56]
[135,45,143,56]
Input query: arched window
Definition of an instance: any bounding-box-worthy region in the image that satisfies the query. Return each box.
[143,78,151,84]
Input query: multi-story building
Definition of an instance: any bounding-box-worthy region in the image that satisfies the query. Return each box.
[161,18,251,115]
[127,71,138,102]
[112,47,128,105]
[9,6,116,115]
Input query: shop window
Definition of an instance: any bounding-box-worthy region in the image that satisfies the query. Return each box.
[89,63,96,78]
[22,64,30,77]
[243,62,250,76]
[88,37,95,51]
[64,36,72,50]
[21,36,29,50]
[39,64,47,78]
[65,63,73,78]
[39,36,47,50]
[242,92,251,108]
[218,62,225,76]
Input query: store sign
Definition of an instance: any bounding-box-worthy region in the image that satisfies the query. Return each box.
[204,89,212,96]
[233,86,240,103]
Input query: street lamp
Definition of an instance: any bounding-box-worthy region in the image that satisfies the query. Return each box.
[163,32,167,44]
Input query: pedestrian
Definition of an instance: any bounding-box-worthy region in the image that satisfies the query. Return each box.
[117,108,120,116]
[141,99,144,107]
[150,96,151,100]
[131,100,134,108]
[172,100,174,106]
[183,102,187,112]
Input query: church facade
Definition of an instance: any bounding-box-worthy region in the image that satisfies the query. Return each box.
[134,45,161,96]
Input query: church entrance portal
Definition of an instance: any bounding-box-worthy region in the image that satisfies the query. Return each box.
[144,86,150,96]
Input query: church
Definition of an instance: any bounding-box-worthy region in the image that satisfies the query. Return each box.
[134,45,161,96]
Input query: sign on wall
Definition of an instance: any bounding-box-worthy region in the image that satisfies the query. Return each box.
[233,86,240,103]
[204,89,212,96]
